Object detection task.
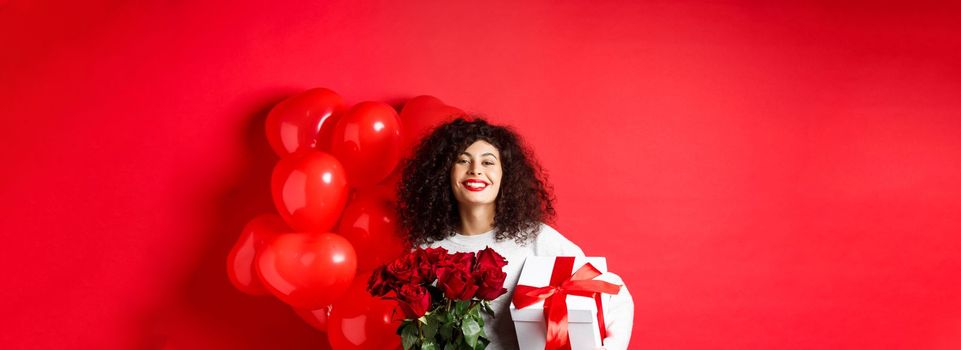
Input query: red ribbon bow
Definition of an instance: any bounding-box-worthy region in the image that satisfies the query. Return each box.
[512,257,622,350]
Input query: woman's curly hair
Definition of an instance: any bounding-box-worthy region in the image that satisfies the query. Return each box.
[398,117,556,246]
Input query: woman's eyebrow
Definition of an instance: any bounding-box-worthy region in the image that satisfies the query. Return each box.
[460,151,498,159]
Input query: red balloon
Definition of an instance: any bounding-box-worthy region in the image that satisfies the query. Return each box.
[371,168,402,203]
[272,151,349,232]
[256,232,357,309]
[265,88,347,157]
[294,305,331,332]
[338,192,409,271]
[328,276,402,350]
[398,95,465,158]
[330,102,403,188]
[226,214,288,295]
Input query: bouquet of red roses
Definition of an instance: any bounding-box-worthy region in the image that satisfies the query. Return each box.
[368,246,509,350]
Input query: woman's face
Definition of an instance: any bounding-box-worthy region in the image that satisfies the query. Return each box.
[450,140,502,208]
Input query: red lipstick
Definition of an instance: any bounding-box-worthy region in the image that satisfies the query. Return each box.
[461,179,489,192]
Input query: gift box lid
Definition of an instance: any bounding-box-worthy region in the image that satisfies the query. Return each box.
[509,256,608,323]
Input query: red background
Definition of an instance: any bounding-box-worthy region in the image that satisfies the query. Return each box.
[2,1,960,349]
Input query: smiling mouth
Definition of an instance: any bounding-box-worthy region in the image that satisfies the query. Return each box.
[462,180,488,191]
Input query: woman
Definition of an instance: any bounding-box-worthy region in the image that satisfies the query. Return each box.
[398,117,634,350]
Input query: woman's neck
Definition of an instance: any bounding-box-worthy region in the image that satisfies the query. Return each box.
[458,204,495,235]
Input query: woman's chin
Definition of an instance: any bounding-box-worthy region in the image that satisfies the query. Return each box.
[457,197,496,207]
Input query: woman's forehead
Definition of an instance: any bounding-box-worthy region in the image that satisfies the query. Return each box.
[461,140,500,156]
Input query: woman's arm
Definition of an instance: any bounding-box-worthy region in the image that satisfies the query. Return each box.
[535,224,634,349]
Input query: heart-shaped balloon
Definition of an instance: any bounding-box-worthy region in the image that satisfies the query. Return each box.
[371,168,402,203]
[327,275,402,350]
[398,95,465,159]
[330,101,403,189]
[271,150,349,232]
[265,88,347,157]
[226,213,288,295]
[337,191,408,271]
[294,305,331,332]
[256,232,357,309]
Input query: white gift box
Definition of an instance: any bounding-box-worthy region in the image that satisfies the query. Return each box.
[510,256,615,350]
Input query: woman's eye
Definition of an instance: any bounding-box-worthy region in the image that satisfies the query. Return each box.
[483,161,495,166]
[457,159,469,164]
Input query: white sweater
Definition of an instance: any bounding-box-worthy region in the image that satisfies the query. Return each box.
[423,223,634,350]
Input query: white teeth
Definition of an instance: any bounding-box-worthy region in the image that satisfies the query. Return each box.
[466,182,486,189]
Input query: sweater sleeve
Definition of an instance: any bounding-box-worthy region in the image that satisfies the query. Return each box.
[533,223,586,257]
[536,224,634,350]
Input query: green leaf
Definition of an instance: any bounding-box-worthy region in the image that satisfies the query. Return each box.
[443,343,455,350]
[454,300,469,316]
[461,318,481,348]
[423,314,439,340]
[467,307,484,328]
[438,322,453,339]
[401,323,420,350]
[421,340,438,350]
[473,337,489,350]
[398,320,412,335]
[481,301,494,316]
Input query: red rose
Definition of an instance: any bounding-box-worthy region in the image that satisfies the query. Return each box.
[397,284,431,318]
[367,265,394,297]
[472,267,508,301]
[387,252,420,283]
[437,251,474,280]
[437,268,479,301]
[474,246,507,271]
[471,247,508,300]
[449,252,475,271]
[414,247,448,282]
[423,246,449,262]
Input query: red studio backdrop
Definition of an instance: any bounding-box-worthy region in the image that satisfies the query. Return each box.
[2,1,960,349]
